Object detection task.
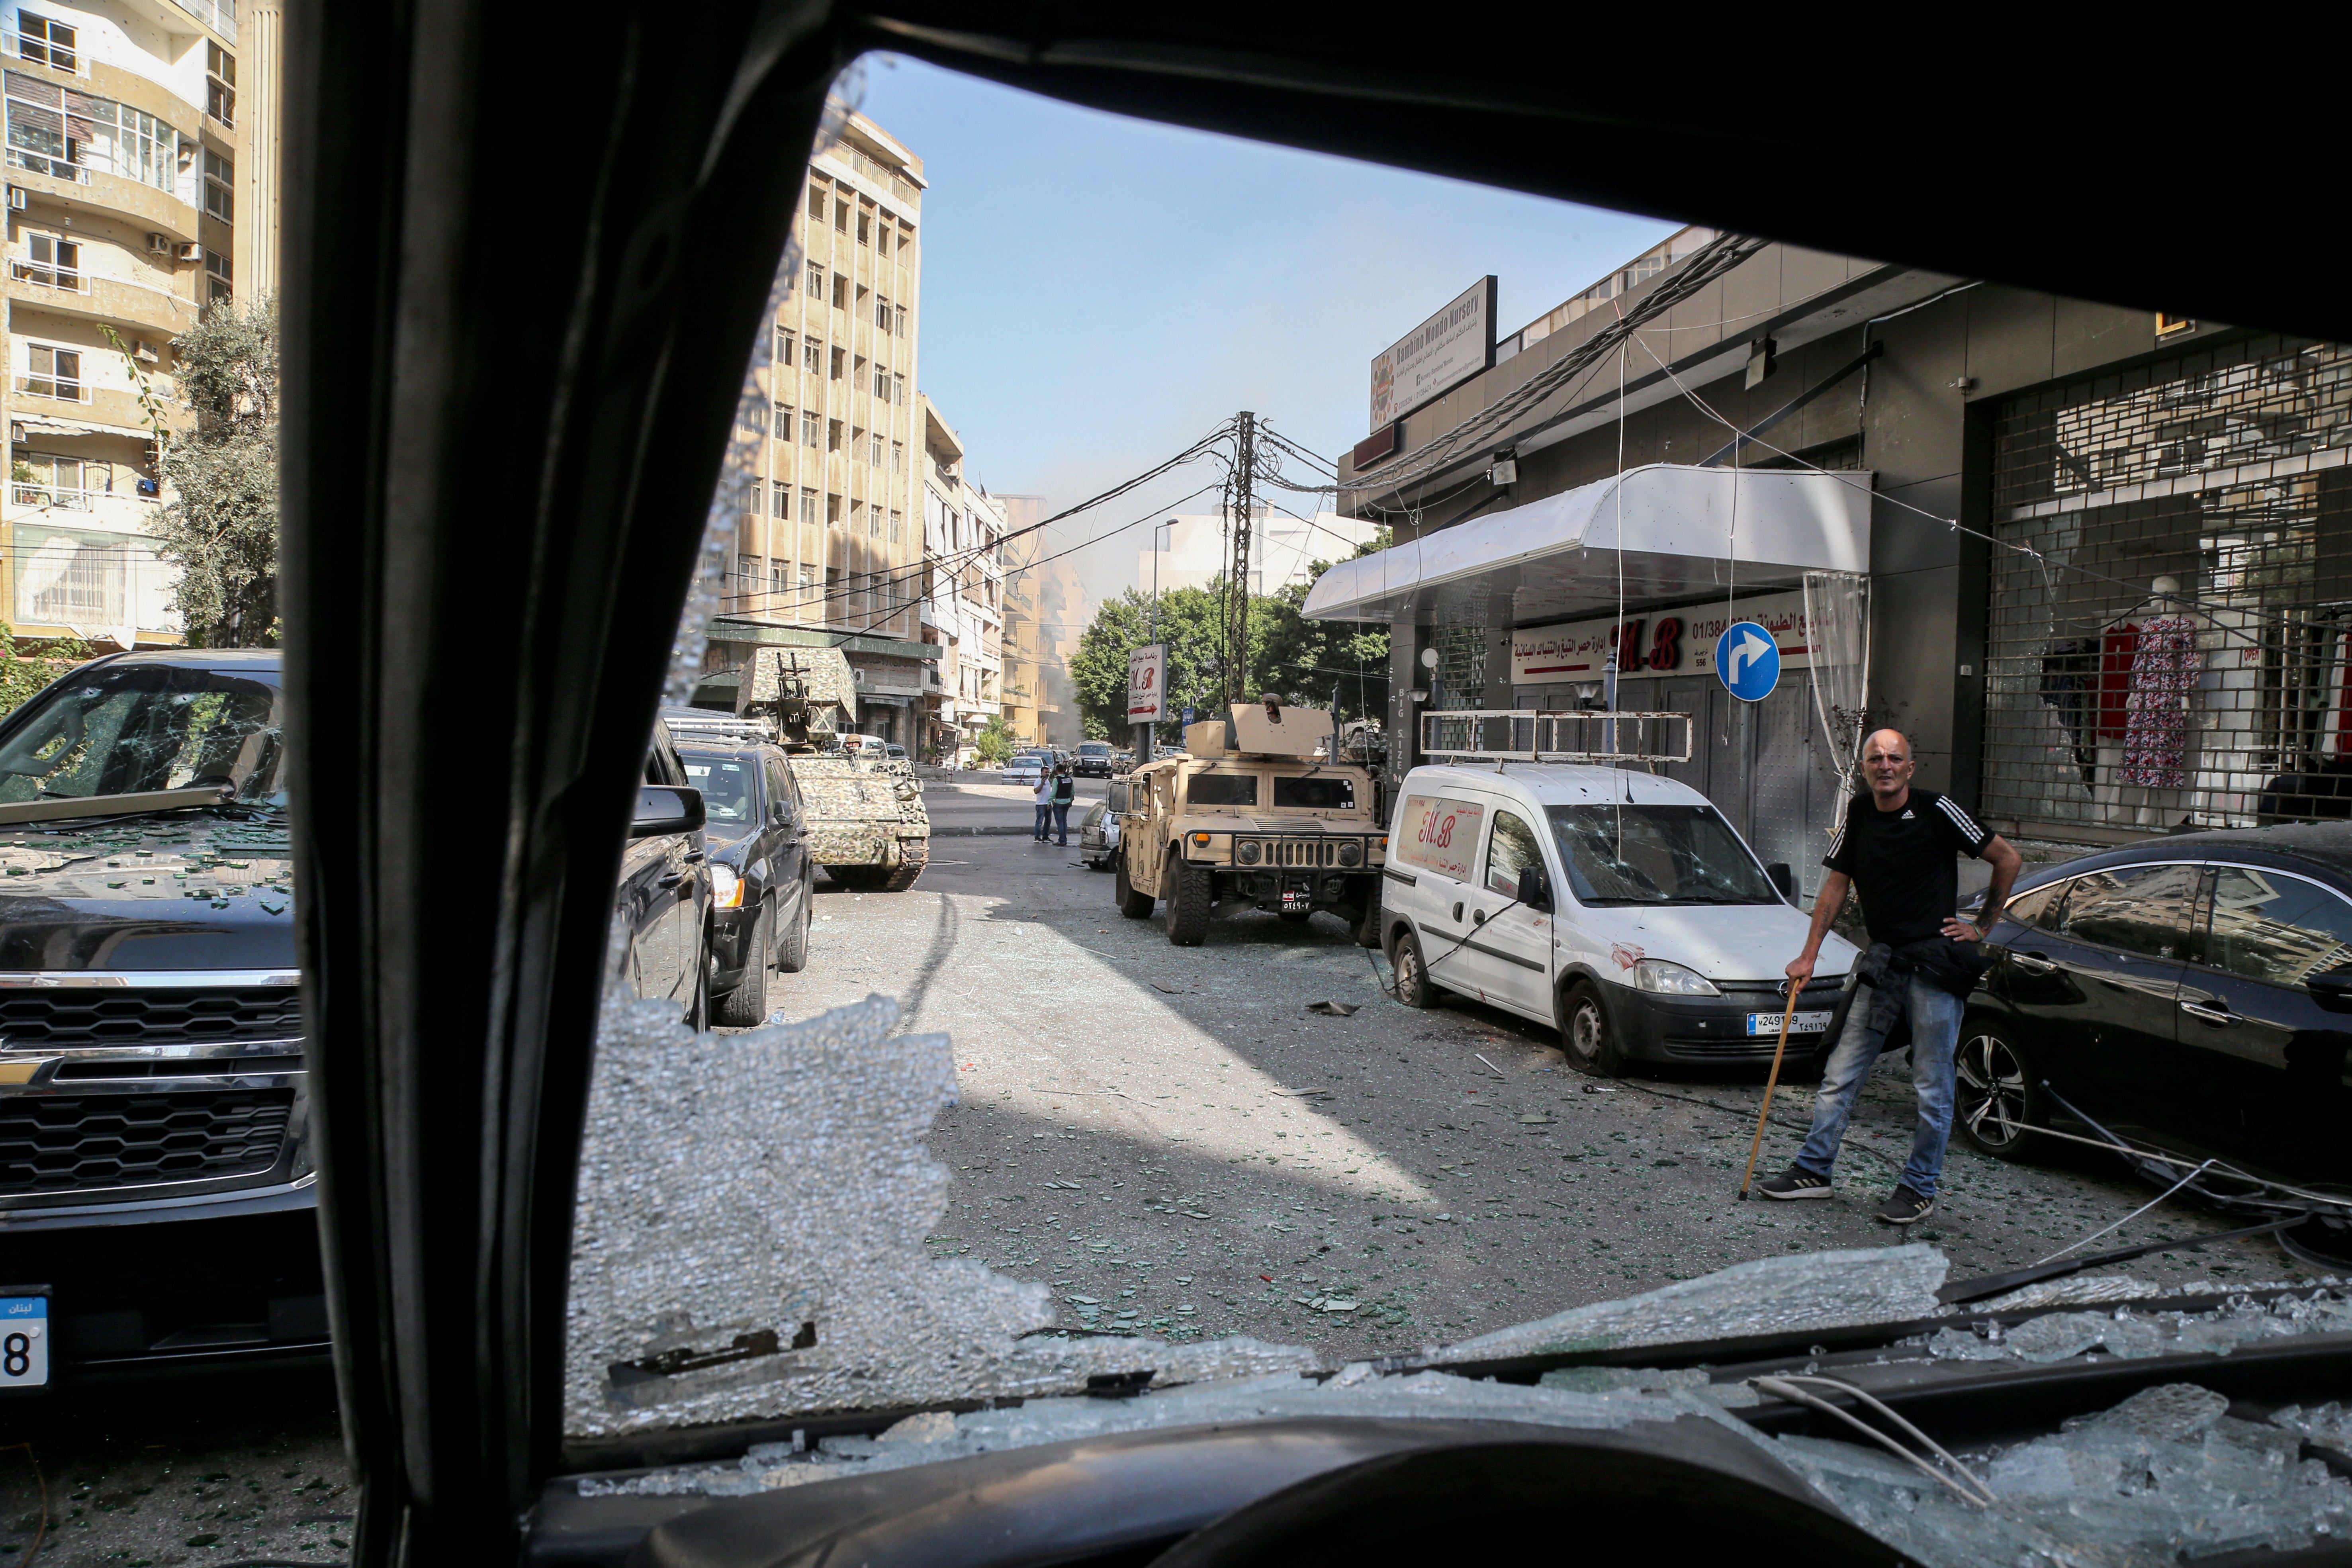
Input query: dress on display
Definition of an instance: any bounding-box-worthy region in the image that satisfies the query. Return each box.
[2119,614,2199,788]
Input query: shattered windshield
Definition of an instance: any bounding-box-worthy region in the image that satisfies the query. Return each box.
[556,56,2352,1568]
[1546,804,1776,906]
[0,660,285,809]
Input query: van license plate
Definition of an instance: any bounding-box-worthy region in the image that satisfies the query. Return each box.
[1747,1011,1833,1036]
[0,1296,48,1389]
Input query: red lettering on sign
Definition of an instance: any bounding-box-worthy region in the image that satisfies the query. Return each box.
[1650,617,1682,670]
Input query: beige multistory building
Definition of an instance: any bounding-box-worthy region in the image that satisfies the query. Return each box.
[2,0,276,648]
[998,493,1088,749]
[915,394,1003,763]
[702,112,931,747]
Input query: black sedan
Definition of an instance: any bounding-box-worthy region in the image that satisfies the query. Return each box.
[678,740,814,1026]
[1958,822,2352,1194]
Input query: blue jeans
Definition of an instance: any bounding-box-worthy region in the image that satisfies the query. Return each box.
[1052,802,1070,843]
[1792,970,1963,1198]
[1034,803,1051,838]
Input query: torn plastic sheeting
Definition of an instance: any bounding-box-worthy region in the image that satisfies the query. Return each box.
[574,1365,1769,1498]
[1773,1382,2352,1568]
[565,992,1316,1437]
[1429,1245,1949,1362]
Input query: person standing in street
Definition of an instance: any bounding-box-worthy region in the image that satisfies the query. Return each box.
[1765,728,2022,1225]
[1032,766,1054,841]
[1051,764,1076,847]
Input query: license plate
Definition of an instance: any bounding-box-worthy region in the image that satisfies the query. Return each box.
[0,1296,48,1389]
[1280,891,1311,912]
[1747,1010,1833,1037]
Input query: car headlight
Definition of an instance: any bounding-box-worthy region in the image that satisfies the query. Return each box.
[1336,840,1362,867]
[710,864,743,909]
[1632,959,1720,996]
[1236,840,1262,864]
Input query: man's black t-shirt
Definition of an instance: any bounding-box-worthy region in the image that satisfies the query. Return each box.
[1822,789,1993,945]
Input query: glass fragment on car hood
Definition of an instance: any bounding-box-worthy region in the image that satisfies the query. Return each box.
[575,1365,1767,1497]
[1428,1243,1949,1362]
[565,992,1316,1437]
[1779,1382,2352,1568]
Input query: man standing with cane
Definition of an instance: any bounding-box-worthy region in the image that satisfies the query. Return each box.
[1761,730,2022,1224]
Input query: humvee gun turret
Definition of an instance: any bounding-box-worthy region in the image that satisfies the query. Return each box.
[737,646,929,892]
[1115,699,1383,946]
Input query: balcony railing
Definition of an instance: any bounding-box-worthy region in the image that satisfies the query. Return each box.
[12,483,157,511]
[10,260,80,292]
[173,0,238,43]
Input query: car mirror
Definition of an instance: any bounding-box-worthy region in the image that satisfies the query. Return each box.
[631,785,704,838]
[2308,967,2352,1012]
[1766,862,1795,900]
[1515,863,1551,912]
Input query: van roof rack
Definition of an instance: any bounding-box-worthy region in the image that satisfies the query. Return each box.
[1419,709,1693,765]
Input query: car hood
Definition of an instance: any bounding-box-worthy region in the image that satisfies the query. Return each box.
[0,814,296,969]
[1575,900,1857,983]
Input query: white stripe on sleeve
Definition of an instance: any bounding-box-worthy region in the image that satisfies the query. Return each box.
[1934,795,1990,851]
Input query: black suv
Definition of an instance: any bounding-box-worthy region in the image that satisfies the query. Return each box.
[675,736,814,1026]
[0,650,706,1388]
[1072,741,1116,778]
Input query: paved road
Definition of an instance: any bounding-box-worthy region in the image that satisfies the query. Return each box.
[921,777,1106,837]
[773,831,2322,1358]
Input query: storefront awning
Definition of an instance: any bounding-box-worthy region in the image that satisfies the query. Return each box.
[1301,463,1871,624]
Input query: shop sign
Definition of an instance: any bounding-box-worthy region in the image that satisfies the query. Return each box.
[1127,642,1168,723]
[1370,276,1495,429]
[1508,589,1820,684]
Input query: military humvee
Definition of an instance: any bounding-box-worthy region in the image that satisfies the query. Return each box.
[1116,700,1384,946]
[738,646,929,892]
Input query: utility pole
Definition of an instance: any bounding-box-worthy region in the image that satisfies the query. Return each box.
[1224,411,1256,709]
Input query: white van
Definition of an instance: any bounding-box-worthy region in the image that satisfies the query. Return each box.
[1380,764,1859,1074]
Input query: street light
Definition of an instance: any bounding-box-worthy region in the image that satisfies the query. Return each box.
[1140,516,1177,765]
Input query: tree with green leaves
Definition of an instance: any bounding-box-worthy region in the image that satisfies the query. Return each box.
[1252,549,1390,721]
[1069,581,1232,740]
[0,623,92,718]
[143,298,278,646]
[973,715,1016,766]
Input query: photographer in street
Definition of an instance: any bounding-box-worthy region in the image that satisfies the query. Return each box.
[1763,729,2022,1224]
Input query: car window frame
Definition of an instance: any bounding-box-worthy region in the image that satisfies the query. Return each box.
[2047,857,2204,964]
[2192,859,2352,992]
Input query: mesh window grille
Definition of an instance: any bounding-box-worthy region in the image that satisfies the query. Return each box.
[1982,335,2352,834]
[1429,624,1487,713]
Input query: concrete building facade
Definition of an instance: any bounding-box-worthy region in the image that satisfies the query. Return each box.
[1331,226,2352,878]
[702,111,931,745]
[916,393,1004,763]
[2,0,270,649]
[1135,504,1378,598]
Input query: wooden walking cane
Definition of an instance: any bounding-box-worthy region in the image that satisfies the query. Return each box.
[1737,988,1802,1200]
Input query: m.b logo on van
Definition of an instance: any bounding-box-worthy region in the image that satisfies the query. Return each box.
[1714,619,1780,703]
[1395,793,1484,882]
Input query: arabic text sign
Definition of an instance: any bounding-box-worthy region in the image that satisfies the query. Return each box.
[1127,643,1168,723]
[1509,589,1817,683]
[1370,277,1495,429]
[1394,793,1485,881]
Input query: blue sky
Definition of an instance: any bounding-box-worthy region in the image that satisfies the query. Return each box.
[856,56,1678,613]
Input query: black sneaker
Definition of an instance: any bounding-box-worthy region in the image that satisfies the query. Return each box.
[1756,1167,1832,1200]
[1875,1186,1935,1225]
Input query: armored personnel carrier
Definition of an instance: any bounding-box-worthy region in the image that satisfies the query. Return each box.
[1117,699,1383,945]
[737,646,928,891]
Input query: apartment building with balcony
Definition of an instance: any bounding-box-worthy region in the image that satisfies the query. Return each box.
[2,0,274,648]
[704,112,932,746]
[915,394,1003,763]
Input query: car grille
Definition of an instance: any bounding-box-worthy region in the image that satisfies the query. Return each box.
[0,1087,295,1195]
[1239,836,1365,869]
[0,988,303,1050]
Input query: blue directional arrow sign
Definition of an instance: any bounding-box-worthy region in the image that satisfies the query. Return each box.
[1715,620,1781,703]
